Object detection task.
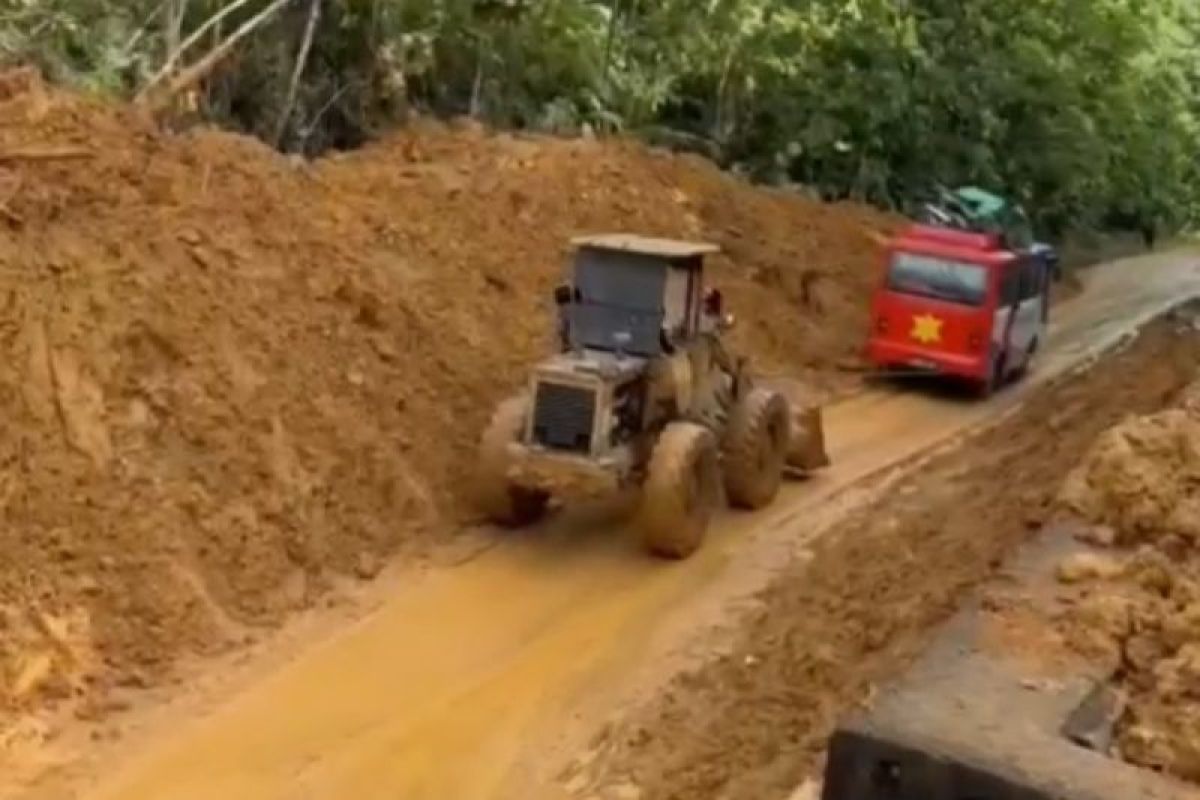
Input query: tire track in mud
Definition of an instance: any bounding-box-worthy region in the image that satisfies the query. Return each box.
[573,308,1200,800]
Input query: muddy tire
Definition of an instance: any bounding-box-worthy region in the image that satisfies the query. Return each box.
[475,395,548,526]
[1014,338,1038,381]
[638,422,721,560]
[722,388,790,509]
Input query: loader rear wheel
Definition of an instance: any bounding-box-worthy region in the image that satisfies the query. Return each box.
[475,394,548,526]
[723,387,790,509]
[638,422,721,560]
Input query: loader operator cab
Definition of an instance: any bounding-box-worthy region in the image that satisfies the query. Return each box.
[553,235,726,356]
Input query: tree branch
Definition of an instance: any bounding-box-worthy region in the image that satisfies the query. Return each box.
[139,0,297,109]
[0,147,93,163]
[123,0,169,55]
[136,0,256,102]
[275,0,322,147]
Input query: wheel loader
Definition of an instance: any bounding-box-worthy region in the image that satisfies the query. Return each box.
[474,234,829,558]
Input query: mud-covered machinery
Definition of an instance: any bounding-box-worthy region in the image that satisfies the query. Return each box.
[474,234,829,558]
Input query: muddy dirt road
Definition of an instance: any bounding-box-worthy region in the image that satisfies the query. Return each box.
[577,297,1200,800]
[41,250,1200,800]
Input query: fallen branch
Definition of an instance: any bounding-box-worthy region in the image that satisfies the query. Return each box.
[141,0,296,110]
[0,147,93,163]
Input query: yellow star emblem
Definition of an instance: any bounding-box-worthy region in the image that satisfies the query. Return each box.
[910,313,943,344]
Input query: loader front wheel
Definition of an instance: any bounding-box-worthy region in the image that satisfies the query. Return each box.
[475,395,548,526]
[638,422,721,560]
[723,388,790,509]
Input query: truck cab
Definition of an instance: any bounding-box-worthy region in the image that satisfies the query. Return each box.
[866,223,1050,395]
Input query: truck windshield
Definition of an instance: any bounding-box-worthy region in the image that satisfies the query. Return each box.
[886,252,988,307]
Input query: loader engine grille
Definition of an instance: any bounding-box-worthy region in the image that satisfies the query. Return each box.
[532,382,596,453]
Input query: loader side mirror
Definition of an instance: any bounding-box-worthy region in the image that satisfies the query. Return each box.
[554,284,572,306]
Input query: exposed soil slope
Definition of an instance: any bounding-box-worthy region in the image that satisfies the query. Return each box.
[1055,379,1200,781]
[0,69,893,735]
[571,317,1200,800]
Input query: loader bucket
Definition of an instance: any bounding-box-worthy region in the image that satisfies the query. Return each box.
[759,377,831,473]
[787,403,830,472]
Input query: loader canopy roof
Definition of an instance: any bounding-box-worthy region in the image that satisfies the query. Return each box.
[570,234,719,259]
[566,234,719,357]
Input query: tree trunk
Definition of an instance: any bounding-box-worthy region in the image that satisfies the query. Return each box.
[602,0,622,84]
[469,49,485,118]
[163,0,188,65]
[275,0,323,147]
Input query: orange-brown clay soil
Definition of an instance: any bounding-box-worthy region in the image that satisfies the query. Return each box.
[568,315,1200,800]
[1051,377,1200,782]
[0,70,895,732]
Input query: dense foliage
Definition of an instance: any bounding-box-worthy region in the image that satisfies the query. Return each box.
[2,0,1198,233]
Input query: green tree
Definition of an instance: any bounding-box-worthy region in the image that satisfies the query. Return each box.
[1,0,1197,233]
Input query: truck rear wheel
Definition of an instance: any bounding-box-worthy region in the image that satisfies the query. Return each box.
[638,422,721,559]
[723,387,790,509]
[475,395,548,526]
[976,350,1006,399]
[1014,337,1038,381]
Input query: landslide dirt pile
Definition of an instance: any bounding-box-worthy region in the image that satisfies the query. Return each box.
[0,70,894,727]
[318,118,894,385]
[1059,386,1200,544]
[1057,381,1200,782]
